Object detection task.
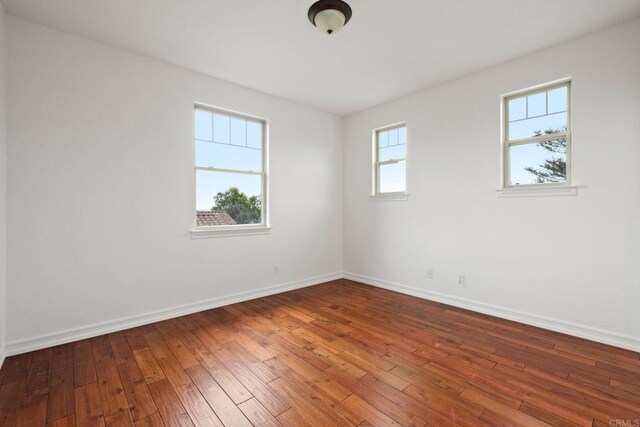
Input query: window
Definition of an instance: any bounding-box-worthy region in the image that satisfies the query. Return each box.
[194,105,267,230]
[503,80,571,188]
[373,123,407,196]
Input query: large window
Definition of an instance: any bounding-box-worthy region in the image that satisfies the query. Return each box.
[373,123,407,196]
[503,80,571,187]
[194,105,267,229]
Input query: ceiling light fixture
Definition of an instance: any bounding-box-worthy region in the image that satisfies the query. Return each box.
[308,0,352,35]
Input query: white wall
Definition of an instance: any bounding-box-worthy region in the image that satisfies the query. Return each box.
[0,3,6,366]
[343,19,640,350]
[4,13,639,354]
[5,16,343,352]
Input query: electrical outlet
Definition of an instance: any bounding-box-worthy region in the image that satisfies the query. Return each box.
[426,269,433,279]
[273,265,280,274]
[458,273,465,286]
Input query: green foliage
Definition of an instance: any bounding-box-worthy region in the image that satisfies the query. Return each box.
[524,127,567,183]
[213,187,261,224]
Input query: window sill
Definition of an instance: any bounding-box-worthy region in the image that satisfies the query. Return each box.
[190,226,271,239]
[497,185,581,198]
[370,192,409,201]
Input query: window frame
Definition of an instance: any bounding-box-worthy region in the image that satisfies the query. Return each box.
[372,122,408,198]
[192,103,269,235]
[502,79,572,189]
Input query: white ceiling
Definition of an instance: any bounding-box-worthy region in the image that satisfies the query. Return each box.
[3,0,640,116]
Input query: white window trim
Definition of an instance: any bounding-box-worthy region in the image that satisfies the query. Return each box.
[496,185,580,198]
[501,78,575,195]
[191,103,270,238]
[371,122,408,200]
[190,225,272,239]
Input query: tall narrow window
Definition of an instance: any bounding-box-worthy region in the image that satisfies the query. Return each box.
[194,105,267,229]
[373,123,407,196]
[503,80,571,187]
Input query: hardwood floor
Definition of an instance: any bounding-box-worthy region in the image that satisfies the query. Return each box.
[1,279,639,426]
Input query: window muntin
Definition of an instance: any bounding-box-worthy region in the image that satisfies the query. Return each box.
[194,106,267,228]
[374,124,407,195]
[503,81,570,187]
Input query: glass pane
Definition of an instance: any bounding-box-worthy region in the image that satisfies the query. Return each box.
[379,144,406,162]
[196,170,262,225]
[378,131,388,148]
[213,114,230,144]
[548,86,568,114]
[527,92,546,117]
[195,109,212,141]
[509,112,567,140]
[196,141,262,171]
[509,139,567,185]
[388,128,398,146]
[399,127,406,145]
[230,117,247,146]
[379,161,406,193]
[508,97,526,121]
[247,121,262,149]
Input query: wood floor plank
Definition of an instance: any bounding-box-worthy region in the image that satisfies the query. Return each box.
[147,379,193,427]
[132,349,165,384]
[104,409,135,427]
[92,336,114,363]
[109,332,135,366]
[276,408,314,427]
[46,368,75,423]
[0,379,27,426]
[74,340,97,388]
[95,358,129,417]
[133,413,164,427]
[15,388,49,427]
[237,398,280,427]
[2,280,639,426]
[187,346,251,405]
[185,364,252,427]
[46,415,77,427]
[75,382,105,427]
[117,360,158,421]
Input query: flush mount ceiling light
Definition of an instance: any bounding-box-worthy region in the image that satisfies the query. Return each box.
[308,0,352,35]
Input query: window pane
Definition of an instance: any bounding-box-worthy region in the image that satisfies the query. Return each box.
[527,92,546,117]
[548,86,568,114]
[196,141,261,171]
[509,112,567,140]
[379,144,406,162]
[508,97,526,121]
[509,139,567,185]
[399,127,406,145]
[247,121,262,149]
[378,131,388,148]
[379,161,406,193]
[230,117,247,146]
[213,114,230,144]
[388,128,398,146]
[195,109,213,141]
[196,170,262,225]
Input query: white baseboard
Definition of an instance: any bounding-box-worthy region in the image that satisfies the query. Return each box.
[344,272,640,352]
[5,272,342,356]
[6,271,639,357]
